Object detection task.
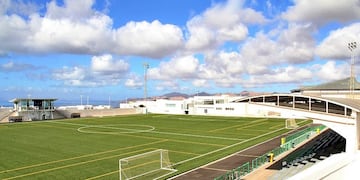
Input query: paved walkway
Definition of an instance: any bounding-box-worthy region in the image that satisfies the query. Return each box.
[171,126,313,180]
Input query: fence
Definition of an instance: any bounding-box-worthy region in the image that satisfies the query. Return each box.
[214,125,326,180]
[214,162,251,180]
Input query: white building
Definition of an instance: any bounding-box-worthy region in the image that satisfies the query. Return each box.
[185,95,243,116]
[121,78,360,179]
[9,98,57,121]
[120,95,246,116]
[120,99,186,114]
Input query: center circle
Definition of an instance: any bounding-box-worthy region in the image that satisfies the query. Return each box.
[77,124,155,134]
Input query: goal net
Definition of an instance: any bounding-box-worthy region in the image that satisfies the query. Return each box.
[285,118,298,129]
[119,149,177,180]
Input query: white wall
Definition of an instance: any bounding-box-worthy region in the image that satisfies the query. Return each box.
[147,99,185,114]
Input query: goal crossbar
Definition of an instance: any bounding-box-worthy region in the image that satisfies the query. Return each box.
[119,149,176,180]
[285,118,298,129]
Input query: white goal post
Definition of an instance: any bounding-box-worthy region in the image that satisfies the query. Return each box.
[119,149,177,180]
[285,118,298,129]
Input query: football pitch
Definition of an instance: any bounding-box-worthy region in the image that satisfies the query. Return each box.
[0,114,311,179]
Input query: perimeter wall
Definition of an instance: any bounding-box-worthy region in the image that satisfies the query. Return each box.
[56,108,141,119]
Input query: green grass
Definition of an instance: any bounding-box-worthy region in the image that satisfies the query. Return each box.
[0,114,311,179]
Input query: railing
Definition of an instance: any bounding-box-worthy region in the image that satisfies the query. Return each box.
[214,125,326,180]
[214,162,250,180]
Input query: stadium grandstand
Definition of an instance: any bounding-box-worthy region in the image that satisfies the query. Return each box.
[122,77,360,179]
[2,77,360,179]
[0,98,141,123]
[8,98,57,122]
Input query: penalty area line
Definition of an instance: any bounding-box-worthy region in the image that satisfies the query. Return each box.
[172,127,286,167]
[86,170,118,180]
[2,148,158,180]
[0,139,168,175]
[169,127,288,180]
[150,130,244,141]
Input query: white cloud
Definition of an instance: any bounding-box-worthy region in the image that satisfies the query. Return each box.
[124,79,142,89]
[217,24,248,42]
[155,81,181,91]
[91,54,129,74]
[0,0,114,55]
[278,23,315,63]
[241,66,312,89]
[0,0,10,15]
[52,65,121,87]
[113,20,184,58]
[316,23,360,60]
[27,14,114,54]
[46,0,95,20]
[185,23,218,51]
[164,51,244,88]
[204,51,244,75]
[192,79,210,88]
[52,54,129,87]
[53,66,87,81]
[185,0,266,51]
[283,0,360,25]
[238,23,315,75]
[2,0,358,95]
[149,55,199,80]
[0,14,31,53]
[0,61,36,72]
[0,0,184,58]
[312,61,349,81]
[4,0,40,16]
[239,7,269,24]
[214,76,239,88]
[202,0,266,27]
[183,28,316,88]
[124,73,143,89]
[239,32,278,74]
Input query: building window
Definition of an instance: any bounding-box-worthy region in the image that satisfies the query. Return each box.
[166,103,176,107]
[216,99,225,104]
[203,100,214,105]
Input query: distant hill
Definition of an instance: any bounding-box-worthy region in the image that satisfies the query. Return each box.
[162,92,189,98]
[120,91,268,103]
[191,92,212,96]
[160,91,214,98]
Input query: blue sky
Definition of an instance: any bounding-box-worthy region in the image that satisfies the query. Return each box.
[0,0,360,104]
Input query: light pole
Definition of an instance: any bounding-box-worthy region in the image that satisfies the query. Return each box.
[143,63,149,114]
[80,95,83,106]
[348,41,357,98]
[143,63,149,101]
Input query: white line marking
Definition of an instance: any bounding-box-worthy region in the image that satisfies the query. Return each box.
[46,120,87,126]
[77,124,155,134]
[151,130,244,141]
[50,120,244,141]
[176,117,253,123]
[172,127,285,166]
[168,127,288,180]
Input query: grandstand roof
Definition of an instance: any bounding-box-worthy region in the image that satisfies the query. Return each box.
[315,96,360,112]
[10,98,57,103]
[233,93,360,113]
[294,77,360,91]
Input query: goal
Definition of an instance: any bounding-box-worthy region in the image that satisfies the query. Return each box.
[285,118,298,129]
[119,149,177,180]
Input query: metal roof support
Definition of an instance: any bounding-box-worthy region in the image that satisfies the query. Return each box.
[292,95,295,109]
[326,101,329,113]
[344,106,347,116]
